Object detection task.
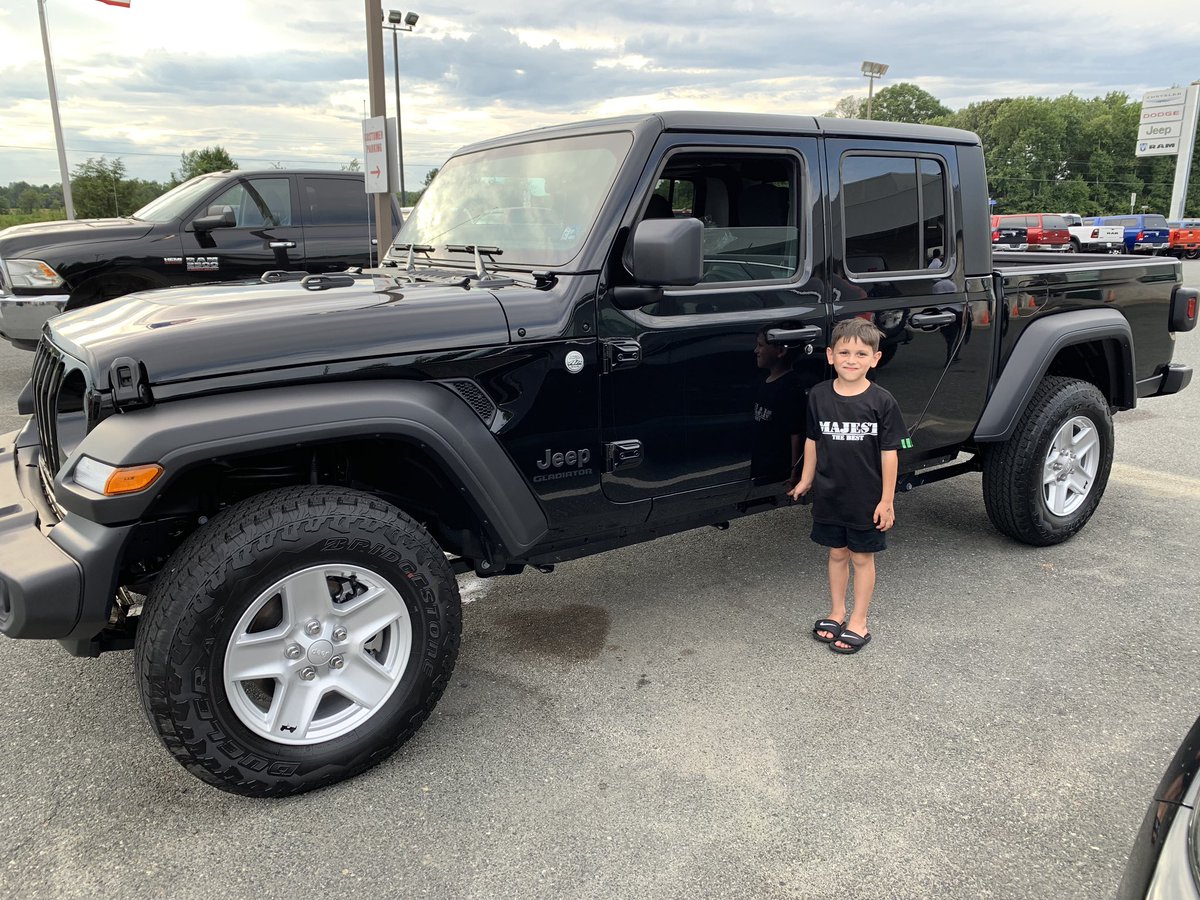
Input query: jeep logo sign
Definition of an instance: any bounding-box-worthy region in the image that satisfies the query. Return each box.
[537,448,591,470]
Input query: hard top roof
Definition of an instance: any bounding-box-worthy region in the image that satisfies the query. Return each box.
[455,110,981,156]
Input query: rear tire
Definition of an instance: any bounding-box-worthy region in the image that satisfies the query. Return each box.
[1066,237,1080,253]
[982,377,1113,546]
[135,486,462,796]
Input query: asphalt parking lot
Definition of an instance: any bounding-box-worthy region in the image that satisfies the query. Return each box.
[1,261,1198,899]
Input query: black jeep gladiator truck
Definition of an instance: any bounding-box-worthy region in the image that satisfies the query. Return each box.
[0,112,1194,796]
[0,169,398,350]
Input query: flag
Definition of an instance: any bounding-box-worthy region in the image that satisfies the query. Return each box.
[96,0,132,7]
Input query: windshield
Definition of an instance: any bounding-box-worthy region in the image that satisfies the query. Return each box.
[133,173,227,223]
[390,131,633,268]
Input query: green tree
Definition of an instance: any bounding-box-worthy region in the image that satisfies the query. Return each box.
[825,95,864,119]
[71,157,129,218]
[70,157,167,218]
[868,82,951,124]
[342,158,362,172]
[172,146,237,184]
[17,188,39,213]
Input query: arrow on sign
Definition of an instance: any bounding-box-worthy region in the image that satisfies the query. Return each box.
[370,166,381,178]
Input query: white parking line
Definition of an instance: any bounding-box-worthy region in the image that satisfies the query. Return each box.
[457,574,492,605]
[1110,462,1200,498]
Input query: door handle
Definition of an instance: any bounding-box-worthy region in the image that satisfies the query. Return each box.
[766,325,822,345]
[908,311,957,328]
[269,241,297,249]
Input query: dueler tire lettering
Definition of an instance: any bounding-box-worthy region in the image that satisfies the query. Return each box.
[134,486,461,797]
[982,376,1114,546]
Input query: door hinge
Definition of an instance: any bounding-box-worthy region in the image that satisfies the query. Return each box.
[605,440,643,472]
[602,339,641,373]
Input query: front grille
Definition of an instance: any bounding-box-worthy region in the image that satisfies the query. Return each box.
[32,340,66,475]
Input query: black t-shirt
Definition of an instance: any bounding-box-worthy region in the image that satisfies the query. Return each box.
[805,380,908,527]
[751,370,805,483]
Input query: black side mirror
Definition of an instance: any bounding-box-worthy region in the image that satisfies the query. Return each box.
[613,217,704,310]
[191,205,236,231]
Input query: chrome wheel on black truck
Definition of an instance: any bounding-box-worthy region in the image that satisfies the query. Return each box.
[982,376,1114,546]
[135,486,461,797]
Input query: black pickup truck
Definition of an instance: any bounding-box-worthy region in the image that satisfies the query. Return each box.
[0,113,1194,796]
[0,169,397,349]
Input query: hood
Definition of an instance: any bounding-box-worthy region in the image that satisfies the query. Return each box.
[48,276,513,386]
[0,217,154,256]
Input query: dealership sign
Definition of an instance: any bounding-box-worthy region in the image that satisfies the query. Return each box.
[1137,88,1185,156]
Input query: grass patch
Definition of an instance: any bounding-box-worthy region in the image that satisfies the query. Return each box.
[0,210,66,230]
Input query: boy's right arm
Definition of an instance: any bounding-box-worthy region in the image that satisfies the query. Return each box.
[788,438,818,501]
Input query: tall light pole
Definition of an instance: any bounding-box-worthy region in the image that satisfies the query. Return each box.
[861,60,889,120]
[37,0,74,219]
[384,10,418,205]
[364,0,392,247]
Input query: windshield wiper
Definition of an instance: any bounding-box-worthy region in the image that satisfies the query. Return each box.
[443,244,513,287]
[386,242,436,274]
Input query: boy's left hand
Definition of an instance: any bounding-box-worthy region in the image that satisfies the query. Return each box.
[873,501,895,531]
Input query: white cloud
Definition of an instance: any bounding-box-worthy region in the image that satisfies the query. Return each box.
[1,0,1197,186]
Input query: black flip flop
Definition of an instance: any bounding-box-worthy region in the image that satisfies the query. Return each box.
[830,628,871,654]
[812,619,846,643]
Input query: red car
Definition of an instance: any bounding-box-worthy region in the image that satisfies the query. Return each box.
[990,213,1072,252]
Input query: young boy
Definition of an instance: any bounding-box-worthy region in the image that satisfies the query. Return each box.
[788,317,908,654]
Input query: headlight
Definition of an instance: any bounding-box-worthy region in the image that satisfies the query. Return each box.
[72,456,163,495]
[6,258,65,289]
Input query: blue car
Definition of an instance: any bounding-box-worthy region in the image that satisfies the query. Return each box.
[1087,214,1172,254]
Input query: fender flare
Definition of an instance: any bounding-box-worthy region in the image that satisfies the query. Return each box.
[53,380,549,557]
[973,308,1134,442]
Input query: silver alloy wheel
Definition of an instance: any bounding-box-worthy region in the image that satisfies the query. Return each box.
[1042,415,1100,517]
[223,564,412,745]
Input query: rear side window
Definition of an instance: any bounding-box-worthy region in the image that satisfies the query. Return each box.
[305,177,373,226]
[842,155,948,274]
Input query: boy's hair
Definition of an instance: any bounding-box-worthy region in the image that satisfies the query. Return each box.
[830,316,883,353]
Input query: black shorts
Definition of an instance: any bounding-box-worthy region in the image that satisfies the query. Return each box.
[810,520,887,553]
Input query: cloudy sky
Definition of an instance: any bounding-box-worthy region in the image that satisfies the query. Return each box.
[2,0,1198,188]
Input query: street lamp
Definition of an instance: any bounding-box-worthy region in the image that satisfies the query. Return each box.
[383,10,418,204]
[861,60,889,120]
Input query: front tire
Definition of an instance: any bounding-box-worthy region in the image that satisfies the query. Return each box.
[982,377,1113,546]
[135,486,462,796]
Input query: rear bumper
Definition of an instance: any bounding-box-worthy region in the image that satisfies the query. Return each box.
[0,428,132,652]
[1138,364,1193,398]
[1133,242,1169,253]
[0,293,69,350]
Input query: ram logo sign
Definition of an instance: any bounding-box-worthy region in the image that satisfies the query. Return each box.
[1136,88,1185,157]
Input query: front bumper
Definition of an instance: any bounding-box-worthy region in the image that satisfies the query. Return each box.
[0,293,70,350]
[0,427,133,653]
